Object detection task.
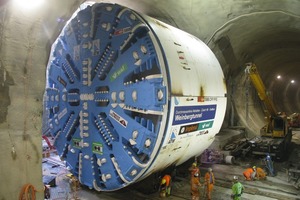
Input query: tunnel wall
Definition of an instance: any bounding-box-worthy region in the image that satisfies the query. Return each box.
[0,1,80,199]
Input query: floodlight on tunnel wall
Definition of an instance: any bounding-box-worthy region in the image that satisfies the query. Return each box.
[277,75,281,79]
[42,2,227,191]
[12,0,45,10]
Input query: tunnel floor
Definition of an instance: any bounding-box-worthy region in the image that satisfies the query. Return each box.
[42,129,300,200]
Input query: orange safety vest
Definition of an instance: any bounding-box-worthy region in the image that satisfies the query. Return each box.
[205,172,215,184]
[256,167,266,179]
[243,168,254,180]
[189,166,200,177]
[162,175,171,186]
[191,176,201,196]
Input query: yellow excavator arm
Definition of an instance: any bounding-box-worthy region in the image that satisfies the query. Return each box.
[245,63,277,117]
[245,63,287,137]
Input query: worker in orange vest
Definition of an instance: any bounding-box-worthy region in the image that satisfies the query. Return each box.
[243,166,256,181]
[159,174,172,197]
[191,172,202,200]
[256,167,267,180]
[204,168,215,200]
[189,162,200,180]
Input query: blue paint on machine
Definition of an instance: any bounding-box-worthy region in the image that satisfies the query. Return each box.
[172,105,216,125]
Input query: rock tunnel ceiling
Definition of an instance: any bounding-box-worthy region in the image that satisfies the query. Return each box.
[208,9,300,119]
[0,0,300,132]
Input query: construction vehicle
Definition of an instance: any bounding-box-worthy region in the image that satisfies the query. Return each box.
[288,113,300,128]
[245,63,292,160]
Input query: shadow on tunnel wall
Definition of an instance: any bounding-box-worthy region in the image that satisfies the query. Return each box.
[214,36,265,137]
[0,61,13,123]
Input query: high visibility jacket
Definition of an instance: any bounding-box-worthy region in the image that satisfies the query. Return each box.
[204,171,215,200]
[161,175,171,187]
[204,172,215,184]
[243,168,254,180]
[191,176,201,197]
[232,181,244,200]
[189,166,200,177]
[256,167,266,179]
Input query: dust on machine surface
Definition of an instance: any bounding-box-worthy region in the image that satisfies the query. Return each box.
[42,2,227,191]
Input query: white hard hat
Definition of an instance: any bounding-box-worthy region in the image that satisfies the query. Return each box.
[233,176,238,180]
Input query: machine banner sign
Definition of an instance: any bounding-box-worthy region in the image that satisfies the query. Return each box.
[179,120,214,135]
[172,105,216,125]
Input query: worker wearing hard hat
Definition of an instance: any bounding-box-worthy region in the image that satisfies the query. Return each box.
[189,162,200,180]
[190,172,202,200]
[265,153,275,176]
[243,166,256,181]
[159,174,172,197]
[204,168,215,200]
[231,176,245,200]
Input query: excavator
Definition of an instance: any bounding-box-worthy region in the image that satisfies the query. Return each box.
[245,63,292,160]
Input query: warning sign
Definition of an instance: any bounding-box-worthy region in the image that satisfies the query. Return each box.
[114,27,131,36]
[109,110,128,128]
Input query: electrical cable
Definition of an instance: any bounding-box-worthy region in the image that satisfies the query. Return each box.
[19,184,46,200]
[19,184,36,200]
